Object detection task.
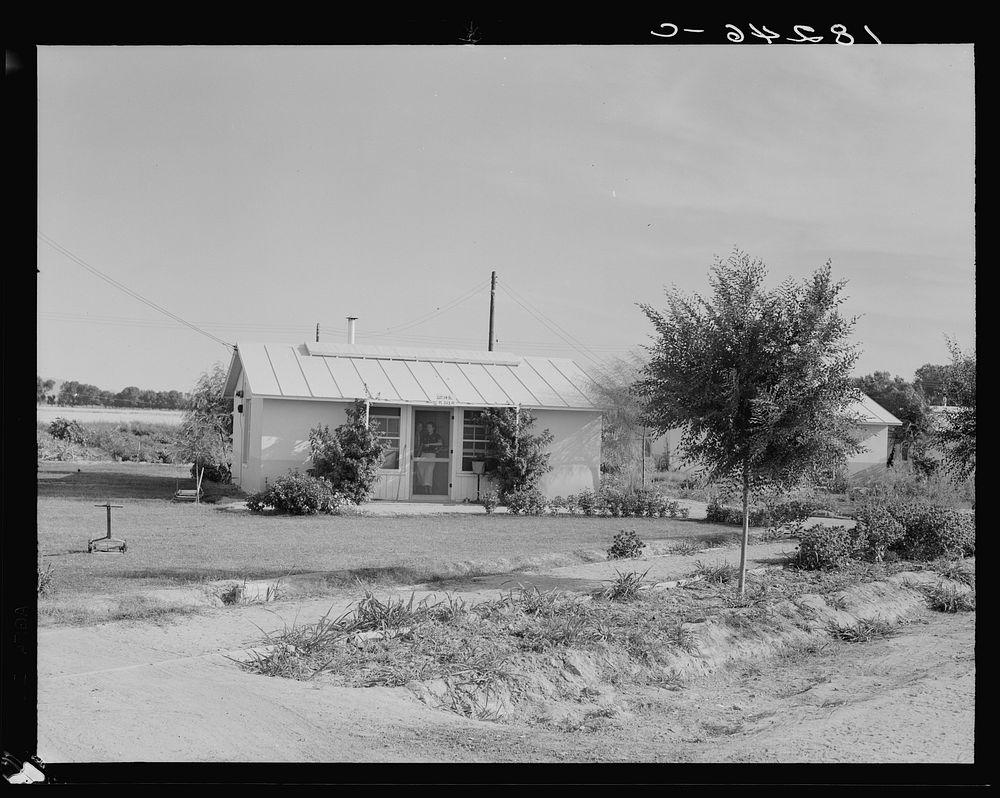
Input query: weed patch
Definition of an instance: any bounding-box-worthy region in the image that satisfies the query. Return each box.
[599,569,650,602]
[922,582,975,613]
[826,617,899,643]
[693,560,739,584]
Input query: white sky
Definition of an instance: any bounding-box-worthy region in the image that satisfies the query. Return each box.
[37,45,975,393]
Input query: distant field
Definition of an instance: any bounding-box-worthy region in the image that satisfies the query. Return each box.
[37,405,186,426]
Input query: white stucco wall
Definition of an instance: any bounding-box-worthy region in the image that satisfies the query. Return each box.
[847,424,890,475]
[237,399,602,500]
[254,398,350,492]
[532,409,603,498]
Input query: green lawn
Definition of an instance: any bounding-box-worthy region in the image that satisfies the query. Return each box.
[38,463,736,597]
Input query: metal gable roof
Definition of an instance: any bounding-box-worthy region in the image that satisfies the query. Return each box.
[224,342,601,410]
[852,394,904,426]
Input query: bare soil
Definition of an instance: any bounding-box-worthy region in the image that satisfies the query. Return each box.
[37,553,976,765]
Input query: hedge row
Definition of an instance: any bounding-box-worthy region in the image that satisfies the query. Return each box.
[793,498,974,569]
[499,486,690,518]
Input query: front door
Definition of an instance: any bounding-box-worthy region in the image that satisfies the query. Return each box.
[411,408,452,499]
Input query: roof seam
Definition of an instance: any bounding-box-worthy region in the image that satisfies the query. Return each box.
[403,360,433,403]
[322,357,342,398]
[546,358,596,407]
[478,363,517,406]
[523,358,569,407]
[375,360,402,403]
[506,359,542,406]
[262,345,284,397]
[293,347,315,398]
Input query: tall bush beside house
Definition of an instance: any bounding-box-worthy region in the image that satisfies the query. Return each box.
[479,407,554,499]
[307,399,385,504]
[175,364,233,499]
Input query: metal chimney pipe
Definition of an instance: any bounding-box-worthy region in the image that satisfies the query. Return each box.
[347,316,357,344]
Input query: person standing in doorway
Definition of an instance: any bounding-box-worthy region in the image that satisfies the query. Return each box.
[417,421,443,494]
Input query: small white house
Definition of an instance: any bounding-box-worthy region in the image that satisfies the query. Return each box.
[222,342,603,501]
[648,393,903,477]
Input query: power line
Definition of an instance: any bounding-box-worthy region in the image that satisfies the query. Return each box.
[38,310,639,355]
[37,232,235,351]
[496,283,603,367]
[498,277,608,365]
[363,278,489,338]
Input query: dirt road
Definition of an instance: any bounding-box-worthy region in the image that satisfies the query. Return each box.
[37,549,976,766]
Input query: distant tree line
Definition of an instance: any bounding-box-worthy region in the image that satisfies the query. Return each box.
[37,375,190,410]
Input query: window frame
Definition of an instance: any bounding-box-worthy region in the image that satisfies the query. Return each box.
[369,405,403,472]
[460,408,495,474]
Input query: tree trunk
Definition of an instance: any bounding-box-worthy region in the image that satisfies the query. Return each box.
[737,464,750,596]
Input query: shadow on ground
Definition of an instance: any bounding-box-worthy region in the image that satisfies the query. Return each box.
[37,463,242,503]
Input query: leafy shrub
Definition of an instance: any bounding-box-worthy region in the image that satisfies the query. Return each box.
[480,490,498,515]
[752,520,809,543]
[193,460,230,483]
[764,497,832,524]
[573,488,602,516]
[607,529,646,560]
[894,506,975,560]
[601,485,625,517]
[307,400,385,504]
[792,525,855,570]
[479,407,554,495]
[246,471,346,515]
[852,502,905,562]
[503,487,549,516]
[706,499,771,527]
[561,486,689,518]
[48,417,87,445]
[547,495,567,515]
[88,426,137,461]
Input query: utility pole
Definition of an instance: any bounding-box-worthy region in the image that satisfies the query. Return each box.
[488,270,497,351]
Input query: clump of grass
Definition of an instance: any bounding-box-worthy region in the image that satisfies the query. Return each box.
[722,581,769,609]
[600,569,650,602]
[670,539,703,556]
[693,560,739,584]
[922,582,976,613]
[432,592,470,622]
[353,591,437,632]
[827,617,898,642]
[929,558,975,587]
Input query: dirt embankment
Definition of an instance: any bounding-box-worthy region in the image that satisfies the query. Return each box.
[37,559,975,765]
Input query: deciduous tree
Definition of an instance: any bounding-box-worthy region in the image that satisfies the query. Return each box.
[636,249,864,594]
